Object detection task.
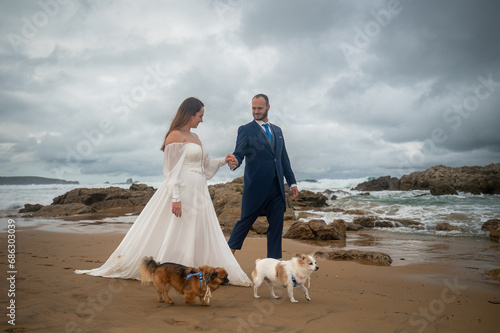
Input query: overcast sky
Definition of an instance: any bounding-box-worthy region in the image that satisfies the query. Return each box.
[1,0,499,184]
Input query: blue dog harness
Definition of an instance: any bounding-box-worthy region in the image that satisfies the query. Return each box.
[291,275,301,287]
[185,271,203,285]
[276,271,301,287]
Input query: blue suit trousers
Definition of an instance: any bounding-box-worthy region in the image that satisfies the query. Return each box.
[228,177,285,259]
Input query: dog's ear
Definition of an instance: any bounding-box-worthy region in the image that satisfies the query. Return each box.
[296,253,305,260]
[203,268,216,284]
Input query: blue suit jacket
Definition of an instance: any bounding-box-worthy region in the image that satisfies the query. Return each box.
[233,120,296,217]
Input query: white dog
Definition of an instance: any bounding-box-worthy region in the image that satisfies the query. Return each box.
[252,254,319,303]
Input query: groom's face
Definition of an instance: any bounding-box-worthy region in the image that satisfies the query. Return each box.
[252,97,269,122]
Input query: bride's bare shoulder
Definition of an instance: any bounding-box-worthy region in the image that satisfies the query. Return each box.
[164,130,186,146]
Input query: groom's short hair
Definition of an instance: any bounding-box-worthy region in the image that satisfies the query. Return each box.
[253,94,269,106]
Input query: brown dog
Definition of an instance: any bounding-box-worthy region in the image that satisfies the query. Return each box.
[140,257,229,306]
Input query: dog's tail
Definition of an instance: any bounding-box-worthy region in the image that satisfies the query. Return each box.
[251,258,263,281]
[140,256,159,286]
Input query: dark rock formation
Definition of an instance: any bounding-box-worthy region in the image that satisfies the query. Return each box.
[435,222,466,233]
[21,184,155,217]
[293,190,328,208]
[31,203,92,217]
[353,176,400,191]
[345,222,364,231]
[489,230,500,242]
[484,269,500,281]
[430,185,458,196]
[19,203,43,213]
[482,219,500,242]
[352,216,423,229]
[481,219,500,231]
[353,163,500,195]
[315,249,393,266]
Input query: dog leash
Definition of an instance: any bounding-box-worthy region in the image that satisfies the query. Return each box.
[203,287,212,304]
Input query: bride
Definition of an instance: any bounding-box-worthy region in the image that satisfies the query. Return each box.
[75,97,252,286]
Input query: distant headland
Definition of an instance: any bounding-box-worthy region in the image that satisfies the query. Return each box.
[0,176,79,185]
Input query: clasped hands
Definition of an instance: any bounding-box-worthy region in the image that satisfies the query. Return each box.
[225,154,238,169]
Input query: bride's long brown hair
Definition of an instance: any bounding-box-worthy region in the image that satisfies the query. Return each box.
[160,97,204,151]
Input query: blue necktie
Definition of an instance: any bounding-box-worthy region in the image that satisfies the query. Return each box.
[263,123,272,141]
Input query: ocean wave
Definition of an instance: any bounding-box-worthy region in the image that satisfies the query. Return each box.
[2,178,499,238]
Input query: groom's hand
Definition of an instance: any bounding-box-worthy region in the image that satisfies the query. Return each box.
[226,154,238,169]
[291,186,299,200]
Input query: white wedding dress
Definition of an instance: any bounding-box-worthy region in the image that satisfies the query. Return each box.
[75,142,252,286]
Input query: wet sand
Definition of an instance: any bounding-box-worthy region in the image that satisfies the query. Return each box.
[1,220,500,332]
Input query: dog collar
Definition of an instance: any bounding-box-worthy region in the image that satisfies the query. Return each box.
[185,271,203,285]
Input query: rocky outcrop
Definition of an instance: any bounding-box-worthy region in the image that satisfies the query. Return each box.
[484,269,500,281]
[353,163,500,195]
[19,203,43,213]
[30,203,92,217]
[315,249,393,266]
[490,231,500,243]
[353,176,400,191]
[352,216,423,229]
[430,185,458,196]
[20,184,156,217]
[284,219,346,240]
[482,219,500,242]
[436,222,465,233]
[209,177,244,220]
[482,219,500,231]
[293,190,328,208]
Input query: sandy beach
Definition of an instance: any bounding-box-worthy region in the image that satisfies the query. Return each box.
[1,221,500,333]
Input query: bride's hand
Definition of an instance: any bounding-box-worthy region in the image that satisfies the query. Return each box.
[225,154,238,169]
[172,202,182,217]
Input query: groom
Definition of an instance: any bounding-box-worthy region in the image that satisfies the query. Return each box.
[227,94,298,259]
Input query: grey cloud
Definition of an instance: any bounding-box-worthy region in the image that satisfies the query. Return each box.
[1,0,499,183]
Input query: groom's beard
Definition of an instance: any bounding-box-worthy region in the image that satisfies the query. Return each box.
[253,110,268,121]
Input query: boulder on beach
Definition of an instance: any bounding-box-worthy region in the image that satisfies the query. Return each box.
[284,219,346,240]
[19,203,43,213]
[490,230,500,243]
[484,269,500,281]
[481,219,500,231]
[436,222,466,233]
[315,249,393,266]
[482,219,500,242]
[293,190,328,208]
[31,203,92,217]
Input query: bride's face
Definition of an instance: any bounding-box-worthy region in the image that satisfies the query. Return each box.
[190,107,204,128]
